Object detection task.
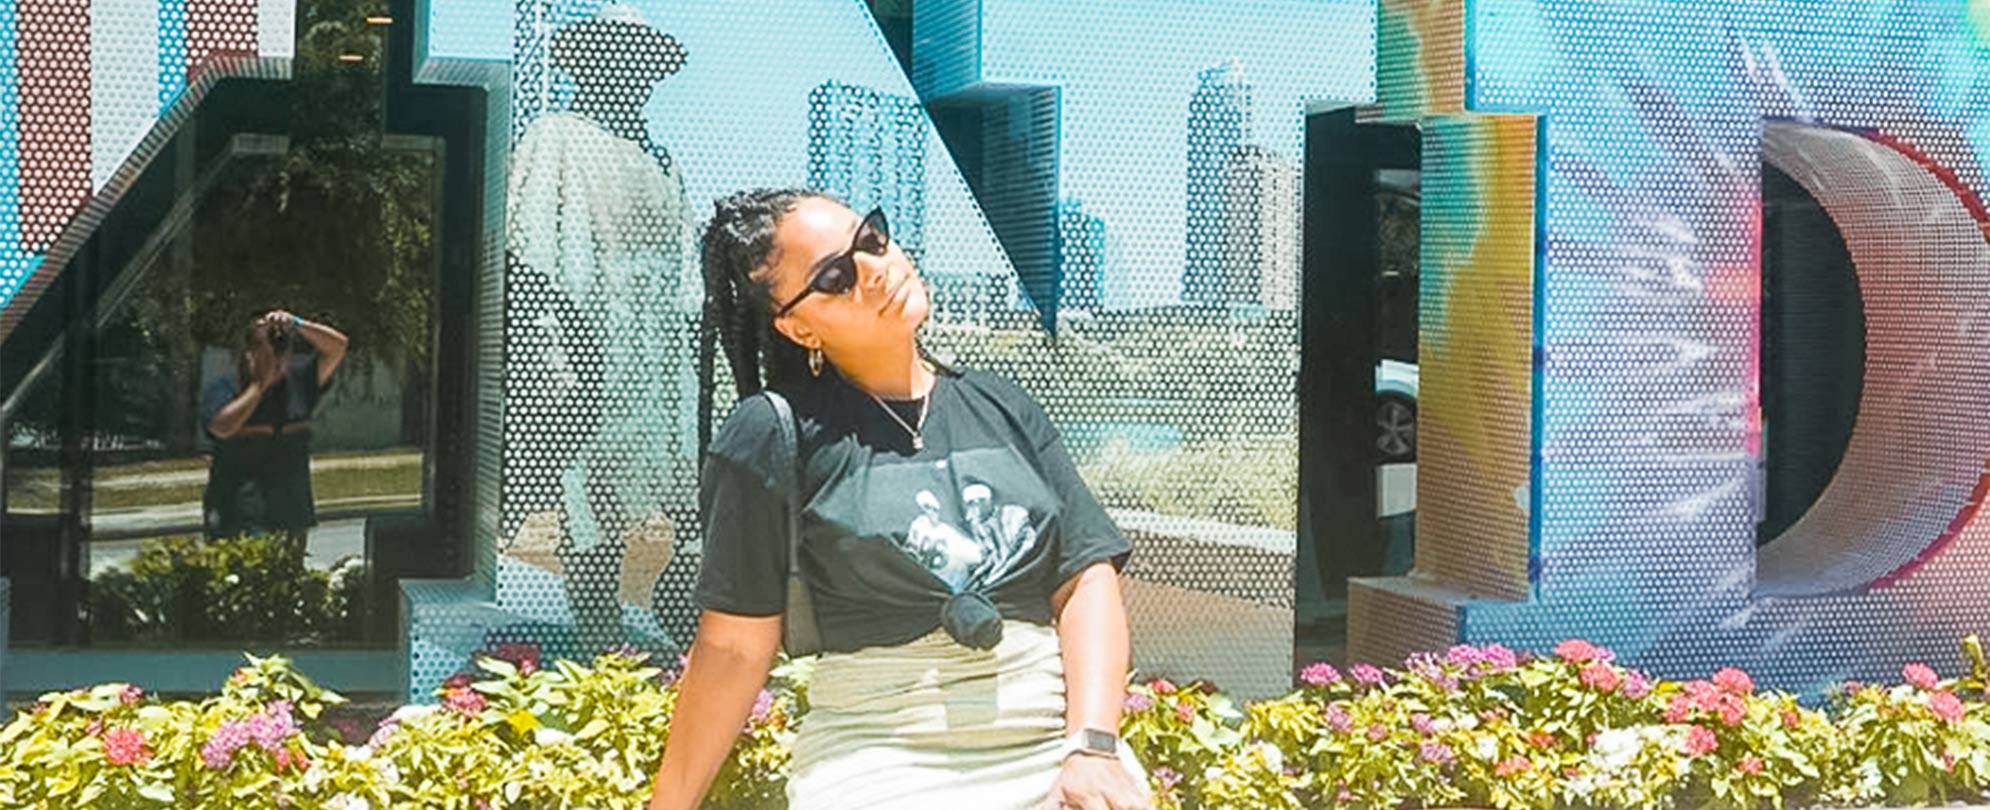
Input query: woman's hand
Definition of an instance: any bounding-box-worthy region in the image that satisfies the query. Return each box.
[246,342,283,388]
[1039,754,1152,810]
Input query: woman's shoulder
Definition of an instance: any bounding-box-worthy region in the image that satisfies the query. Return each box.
[709,391,791,468]
[949,367,1044,411]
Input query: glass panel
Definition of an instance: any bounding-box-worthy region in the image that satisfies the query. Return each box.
[3,0,435,650]
[1374,167,1419,577]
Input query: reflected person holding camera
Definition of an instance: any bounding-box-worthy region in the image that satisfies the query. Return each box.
[201,310,349,542]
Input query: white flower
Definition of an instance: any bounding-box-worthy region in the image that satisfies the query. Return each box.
[1590,729,1641,772]
[1471,735,1500,761]
[389,705,437,724]
[369,759,400,785]
[1456,714,1480,731]
[534,727,574,746]
[1252,742,1285,771]
[344,744,371,762]
[1568,774,1597,797]
[1429,717,1455,734]
[329,797,370,810]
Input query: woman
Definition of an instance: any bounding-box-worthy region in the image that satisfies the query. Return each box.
[646,190,1151,810]
[200,309,348,541]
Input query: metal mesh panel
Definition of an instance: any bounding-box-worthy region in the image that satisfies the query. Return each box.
[1409,114,1535,602]
[908,0,978,100]
[1754,124,1990,596]
[1361,0,1990,694]
[1347,576,1460,669]
[390,0,1378,701]
[2,0,288,336]
[1376,0,1463,121]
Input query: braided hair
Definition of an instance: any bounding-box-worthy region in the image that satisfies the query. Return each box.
[697,188,831,458]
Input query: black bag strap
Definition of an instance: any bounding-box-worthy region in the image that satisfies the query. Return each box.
[762,390,816,655]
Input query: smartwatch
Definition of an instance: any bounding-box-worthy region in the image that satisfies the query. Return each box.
[1060,727,1119,761]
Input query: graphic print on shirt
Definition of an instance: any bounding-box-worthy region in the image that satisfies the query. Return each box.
[898,482,1041,592]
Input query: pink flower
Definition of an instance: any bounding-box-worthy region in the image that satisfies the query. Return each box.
[246,702,298,751]
[1445,645,1484,667]
[1300,662,1341,687]
[1479,644,1519,672]
[119,685,144,705]
[444,687,488,716]
[1683,725,1719,757]
[1712,667,1755,695]
[85,719,103,737]
[1410,713,1435,735]
[1903,663,1940,691]
[1715,694,1747,728]
[1579,662,1621,693]
[1350,664,1385,686]
[1686,679,1722,709]
[443,673,474,691]
[1663,696,1695,724]
[1175,702,1196,723]
[749,690,775,724]
[1324,704,1353,733]
[1366,723,1389,742]
[1527,731,1555,750]
[1554,639,1604,664]
[1124,693,1153,713]
[102,728,150,766]
[1738,755,1764,776]
[490,642,543,675]
[1150,678,1177,695]
[1930,691,1966,724]
[1418,742,1456,765]
[1153,766,1184,790]
[1781,709,1803,730]
[1622,671,1653,700]
[1495,755,1531,777]
[201,721,251,770]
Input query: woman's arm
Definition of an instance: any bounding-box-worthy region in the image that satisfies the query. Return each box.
[1044,561,1149,810]
[646,610,783,810]
[292,315,349,387]
[208,346,282,439]
[264,311,349,387]
[206,380,269,440]
[1052,560,1130,740]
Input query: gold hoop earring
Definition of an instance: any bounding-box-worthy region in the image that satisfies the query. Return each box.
[808,348,824,377]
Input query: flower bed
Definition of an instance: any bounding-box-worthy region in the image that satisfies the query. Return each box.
[3,639,1989,809]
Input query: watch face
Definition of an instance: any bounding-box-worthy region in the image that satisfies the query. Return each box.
[1082,728,1117,753]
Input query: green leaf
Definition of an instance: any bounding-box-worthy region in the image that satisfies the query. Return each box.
[575,719,611,741]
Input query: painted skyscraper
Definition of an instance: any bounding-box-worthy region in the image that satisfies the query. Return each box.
[1183,61,1252,307]
[1059,198,1107,314]
[1221,145,1302,310]
[807,80,928,261]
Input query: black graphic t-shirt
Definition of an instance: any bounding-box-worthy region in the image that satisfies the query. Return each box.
[694,366,1130,652]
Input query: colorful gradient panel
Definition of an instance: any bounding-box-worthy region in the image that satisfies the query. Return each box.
[1356,0,1990,693]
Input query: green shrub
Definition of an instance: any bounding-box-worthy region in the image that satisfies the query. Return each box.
[5,638,1990,808]
[88,534,365,645]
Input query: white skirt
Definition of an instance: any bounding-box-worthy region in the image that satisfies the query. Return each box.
[788,620,1148,810]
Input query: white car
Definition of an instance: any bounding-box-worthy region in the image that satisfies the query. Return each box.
[1375,359,1418,462]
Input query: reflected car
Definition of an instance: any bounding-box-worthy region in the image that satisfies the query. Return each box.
[1375,359,1418,463]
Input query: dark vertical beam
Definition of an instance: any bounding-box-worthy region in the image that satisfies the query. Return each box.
[1300,108,1381,611]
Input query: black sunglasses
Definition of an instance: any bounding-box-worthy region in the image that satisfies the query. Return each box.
[773,207,891,316]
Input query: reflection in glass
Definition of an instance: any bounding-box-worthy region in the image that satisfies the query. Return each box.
[0,0,441,647]
[503,3,697,654]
